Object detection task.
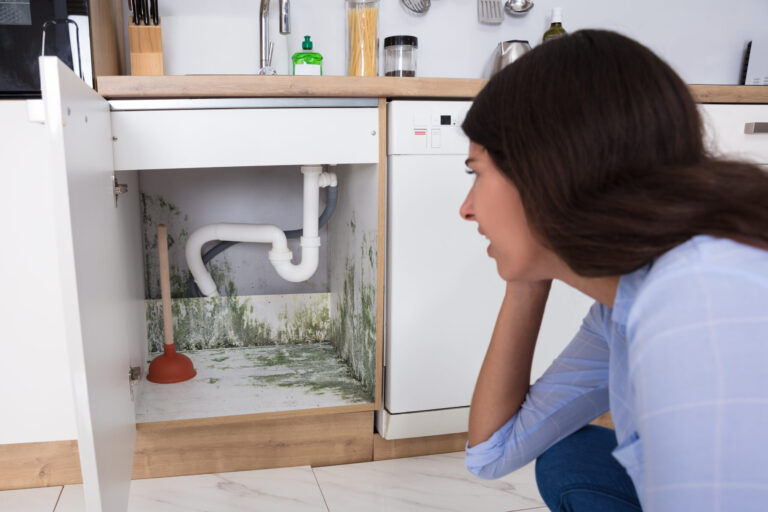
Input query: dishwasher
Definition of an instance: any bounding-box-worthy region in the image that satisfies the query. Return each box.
[378,100,594,440]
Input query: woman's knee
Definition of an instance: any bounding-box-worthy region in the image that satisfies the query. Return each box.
[535,425,640,512]
[535,426,619,506]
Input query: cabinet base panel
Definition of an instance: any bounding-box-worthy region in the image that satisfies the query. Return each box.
[0,440,82,491]
[132,409,374,479]
[0,408,373,490]
[373,433,468,461]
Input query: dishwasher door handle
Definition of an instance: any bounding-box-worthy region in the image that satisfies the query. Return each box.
[744,122,768,134]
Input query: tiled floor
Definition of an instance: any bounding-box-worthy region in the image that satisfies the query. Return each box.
[1,452,547,512]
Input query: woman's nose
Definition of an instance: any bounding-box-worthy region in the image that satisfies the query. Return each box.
[460,191,474,221]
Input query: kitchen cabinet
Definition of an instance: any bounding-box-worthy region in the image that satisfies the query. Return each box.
[36,57,383,511]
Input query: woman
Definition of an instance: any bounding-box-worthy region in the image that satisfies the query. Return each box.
[461,29,768,511]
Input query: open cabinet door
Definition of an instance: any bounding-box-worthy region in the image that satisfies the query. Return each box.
[40,56,143,512]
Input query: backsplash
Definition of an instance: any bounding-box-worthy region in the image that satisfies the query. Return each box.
[141,0,768,83]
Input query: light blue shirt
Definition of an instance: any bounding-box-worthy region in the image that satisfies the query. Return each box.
[465,235,768,510]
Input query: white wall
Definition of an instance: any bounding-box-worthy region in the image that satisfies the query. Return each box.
[0,101,78,444]
[149,0,767,83]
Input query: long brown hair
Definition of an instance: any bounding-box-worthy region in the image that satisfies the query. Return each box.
[463,29,768,277]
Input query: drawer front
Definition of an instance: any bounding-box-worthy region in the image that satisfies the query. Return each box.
[700,104,768,164]
[111,107,379,170]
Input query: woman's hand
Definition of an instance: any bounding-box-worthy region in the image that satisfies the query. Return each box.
[467,279,552,447]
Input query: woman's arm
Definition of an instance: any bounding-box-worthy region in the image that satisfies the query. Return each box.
[465,292,611,479]
[468,280,552,447]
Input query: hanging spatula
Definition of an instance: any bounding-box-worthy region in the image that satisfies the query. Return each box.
[478,0,504,24]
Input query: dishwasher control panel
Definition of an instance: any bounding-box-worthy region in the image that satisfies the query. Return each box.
[387,100,473,155]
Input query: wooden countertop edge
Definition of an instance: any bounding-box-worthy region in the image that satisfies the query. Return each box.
[95,75,486,100]
[96,76,768,103]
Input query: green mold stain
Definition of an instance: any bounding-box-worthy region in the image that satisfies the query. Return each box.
[257,349,291,366]
[330,221,377,402]
[146,294,331,354]
[208,378,220,384]
[275,296,330,344]
[211,356,229,363]
[245,344,370,402]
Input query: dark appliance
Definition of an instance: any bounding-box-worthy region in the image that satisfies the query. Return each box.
[0,0,88,98]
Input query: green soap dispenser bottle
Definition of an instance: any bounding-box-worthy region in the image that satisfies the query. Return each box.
[292,36,323,76]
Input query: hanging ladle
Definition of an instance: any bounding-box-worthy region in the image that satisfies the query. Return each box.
[504,0,533,16]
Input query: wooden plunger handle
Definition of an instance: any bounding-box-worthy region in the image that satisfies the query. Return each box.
[157,224,174,347]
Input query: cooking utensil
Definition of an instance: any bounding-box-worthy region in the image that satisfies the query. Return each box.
[504,0,533,16]
[151,0,159,25]
[491,39,531,75]
[400,0,430,15]
[478,0,503,24]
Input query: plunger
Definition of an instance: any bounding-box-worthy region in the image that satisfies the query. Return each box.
[147,224,197,383]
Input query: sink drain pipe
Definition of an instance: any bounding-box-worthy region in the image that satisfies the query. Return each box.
[186,165,336,297]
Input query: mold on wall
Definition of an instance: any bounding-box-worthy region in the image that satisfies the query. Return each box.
[328,164,379,401]
[145,292,331,353]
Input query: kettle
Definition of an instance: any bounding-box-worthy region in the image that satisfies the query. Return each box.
[491,40,531,75]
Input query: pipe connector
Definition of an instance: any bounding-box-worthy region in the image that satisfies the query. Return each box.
[319,172,337,187]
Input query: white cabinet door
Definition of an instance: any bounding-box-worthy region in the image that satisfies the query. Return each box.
[40,57,144,512]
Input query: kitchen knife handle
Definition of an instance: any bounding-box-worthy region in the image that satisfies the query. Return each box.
[152,0,159,25]
[744,122,768,134]
[132,0,140,25]
[143,0,150,25]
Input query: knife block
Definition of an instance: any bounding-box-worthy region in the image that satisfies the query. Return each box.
[128,22,164,76]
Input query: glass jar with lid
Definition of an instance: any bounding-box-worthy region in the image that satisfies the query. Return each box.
[384,35,418,77]
[346,0,380,76]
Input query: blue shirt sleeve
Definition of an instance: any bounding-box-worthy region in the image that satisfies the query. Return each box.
[465,300,611,479]
[627,266,768,511]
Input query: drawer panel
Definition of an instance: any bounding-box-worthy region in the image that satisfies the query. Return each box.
[700,104,768,164]
[111,107,379,170]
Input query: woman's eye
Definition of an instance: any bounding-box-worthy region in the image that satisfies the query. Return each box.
[465,168,476,175]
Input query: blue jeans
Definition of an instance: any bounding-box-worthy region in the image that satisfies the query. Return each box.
[535,425,642,512]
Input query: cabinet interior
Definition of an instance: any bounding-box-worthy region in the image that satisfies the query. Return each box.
[129,163,378,423]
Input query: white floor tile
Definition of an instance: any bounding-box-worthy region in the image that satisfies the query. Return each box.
[313,452,544,512]
[55,466,328,512]
[0,486,62,512]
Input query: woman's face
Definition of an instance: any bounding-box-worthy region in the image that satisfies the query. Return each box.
[460,142,557,282]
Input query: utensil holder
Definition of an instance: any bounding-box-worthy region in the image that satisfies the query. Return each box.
[128,22,164,76]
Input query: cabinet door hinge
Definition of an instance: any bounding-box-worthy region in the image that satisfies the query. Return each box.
[113,175,128,208]
[129,366,142,401]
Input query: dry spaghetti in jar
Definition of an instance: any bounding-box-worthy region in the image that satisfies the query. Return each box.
[346,0,379,76]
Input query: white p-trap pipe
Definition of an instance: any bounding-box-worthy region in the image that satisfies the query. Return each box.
[186,165,330,297]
